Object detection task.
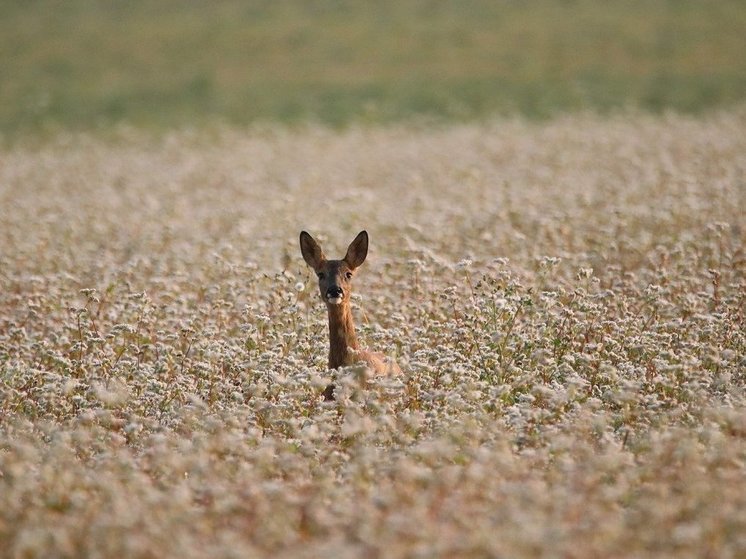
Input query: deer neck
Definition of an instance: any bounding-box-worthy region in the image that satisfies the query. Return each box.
[327,301,359,369]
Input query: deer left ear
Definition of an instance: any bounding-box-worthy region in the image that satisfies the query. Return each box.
[300,231,326,271]
[344,230,368,269]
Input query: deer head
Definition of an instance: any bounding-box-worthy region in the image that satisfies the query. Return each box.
[299,230,368,306]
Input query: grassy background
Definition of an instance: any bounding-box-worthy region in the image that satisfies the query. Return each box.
[2,0,746,136]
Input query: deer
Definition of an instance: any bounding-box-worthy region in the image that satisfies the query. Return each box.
[300,230,400,400]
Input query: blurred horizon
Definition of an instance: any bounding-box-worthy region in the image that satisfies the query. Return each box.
[2,0,746,138]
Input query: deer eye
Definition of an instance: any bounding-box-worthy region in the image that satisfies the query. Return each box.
[345,271,353,280]
[317,272,325,280]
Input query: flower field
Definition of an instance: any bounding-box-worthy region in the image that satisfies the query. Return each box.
[1,111,744,557]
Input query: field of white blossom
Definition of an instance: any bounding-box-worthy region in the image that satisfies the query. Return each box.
[1,111,744,558]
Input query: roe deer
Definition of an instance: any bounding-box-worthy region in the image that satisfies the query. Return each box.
[300,230,400,400]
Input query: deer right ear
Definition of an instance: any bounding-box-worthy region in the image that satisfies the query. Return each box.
[300,231,325,271]
[344,230,369,270]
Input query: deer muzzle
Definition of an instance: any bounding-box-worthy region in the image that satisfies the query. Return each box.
[325,286,344,304]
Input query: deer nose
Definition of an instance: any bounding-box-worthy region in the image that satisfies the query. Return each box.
[326,286,343,299]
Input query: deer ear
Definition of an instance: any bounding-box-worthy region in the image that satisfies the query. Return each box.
[344,230,368,269]
[300,231,325,271]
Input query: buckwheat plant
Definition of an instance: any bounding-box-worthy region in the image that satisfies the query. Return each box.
[1,111,744,558]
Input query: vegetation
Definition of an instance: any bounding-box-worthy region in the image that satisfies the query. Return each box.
[1,111,744,557]
[2,0,746,136]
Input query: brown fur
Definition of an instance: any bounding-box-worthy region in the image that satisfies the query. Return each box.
[300,230,400,400]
